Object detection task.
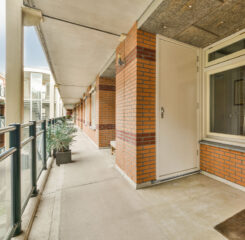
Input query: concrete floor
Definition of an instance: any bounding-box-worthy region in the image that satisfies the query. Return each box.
[29,130,245,240]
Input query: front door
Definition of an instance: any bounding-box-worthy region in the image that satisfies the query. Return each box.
[157,37,199,180]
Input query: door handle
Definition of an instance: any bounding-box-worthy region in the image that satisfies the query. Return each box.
[161,107,164,118]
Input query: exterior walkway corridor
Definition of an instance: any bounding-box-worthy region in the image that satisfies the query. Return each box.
[29,130,245,240]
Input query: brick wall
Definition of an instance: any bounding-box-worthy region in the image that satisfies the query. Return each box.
[74,102,83,129]
[200,144,245,187]
[83,86,98,145]
[97,77,116,147]
[79,101,83,129]
[80,76,115,147]
[116,23,156,184]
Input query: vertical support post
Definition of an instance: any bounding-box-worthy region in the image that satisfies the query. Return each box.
[30,121,38,197]
[5,0,23,126]
[10,123,22,236]
[48,119,51,156]
[42,121,47,170]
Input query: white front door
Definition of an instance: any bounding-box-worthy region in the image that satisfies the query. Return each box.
[157,36,199,180]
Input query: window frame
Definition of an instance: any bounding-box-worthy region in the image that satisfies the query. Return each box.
[205,32,245,67]
[84,97,89,125]
[204,59,245,146]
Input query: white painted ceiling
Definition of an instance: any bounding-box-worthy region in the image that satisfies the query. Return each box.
[29,0,153,106]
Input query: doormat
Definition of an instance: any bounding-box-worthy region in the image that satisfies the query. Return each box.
[214,209,245,240]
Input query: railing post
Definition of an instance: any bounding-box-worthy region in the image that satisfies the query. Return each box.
[42,121,47,170]
[30,121,38,197]
[9,123,22,236]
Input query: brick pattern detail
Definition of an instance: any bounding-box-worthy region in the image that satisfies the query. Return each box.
[116,23,156,184]
[97,77,116,147]
[75,77,116,148]
[137,46,156,61]
[116,130,155,146]
[200,144,245,187]
[99,85,115,91]
[97,124,115,130]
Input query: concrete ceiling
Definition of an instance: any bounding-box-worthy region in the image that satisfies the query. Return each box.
[140,0,245,48]
[26,0,153,105]
[100,59,116,79]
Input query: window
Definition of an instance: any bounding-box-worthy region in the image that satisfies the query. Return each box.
[84,98,89,125]
[91,91,96,129]
[205,32,245,67]
[210,66,245,136]
[31,72,42,121]
[208,39,245,63]
[41,73,50,120]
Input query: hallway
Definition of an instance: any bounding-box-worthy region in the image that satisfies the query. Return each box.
[29,130,245,240]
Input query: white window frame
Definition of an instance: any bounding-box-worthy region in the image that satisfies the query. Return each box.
[203,57,245,147]
[205,31,245,67]
[90,90,96,130]
[30,72,43,121]
[84,97,89,125]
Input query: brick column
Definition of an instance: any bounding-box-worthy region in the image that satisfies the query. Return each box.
[116,23,156,185]
[97,77,115,148]
[82,77,116,147]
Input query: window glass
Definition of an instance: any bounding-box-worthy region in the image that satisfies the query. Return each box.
[41,73,50,120]
[24,72,31,122]
[91,91,96,128]
[31,72,42,121]
[210,66,245,136]
[85,98,89,124]
[208,39,245,62]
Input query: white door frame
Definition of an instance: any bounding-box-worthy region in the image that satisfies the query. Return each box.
[156,34,202,180]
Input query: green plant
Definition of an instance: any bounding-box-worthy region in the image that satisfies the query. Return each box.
[47,120,77,153]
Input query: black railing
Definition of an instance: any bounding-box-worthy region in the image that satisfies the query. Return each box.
[0,117,65,240]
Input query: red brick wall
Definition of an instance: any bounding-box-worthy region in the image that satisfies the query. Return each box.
[74,102,83,129]
[200,144,245,187]
[83,86,99,145]
[81,76,115,147]
[97,77,115,147]
[79,101,83,129]
[116,23,156,184]
[66,109,72,117]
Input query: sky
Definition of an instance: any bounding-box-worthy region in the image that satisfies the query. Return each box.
[0,0,49,76]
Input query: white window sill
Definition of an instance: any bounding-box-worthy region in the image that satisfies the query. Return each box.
[90,126,96,131]
[202,135,245,148]
[200,139,245,153]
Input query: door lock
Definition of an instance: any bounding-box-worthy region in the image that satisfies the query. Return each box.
[161,107,164,118]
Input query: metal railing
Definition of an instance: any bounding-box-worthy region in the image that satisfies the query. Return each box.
[0,117,65,240]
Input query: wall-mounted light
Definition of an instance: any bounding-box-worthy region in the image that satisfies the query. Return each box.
[117,54,125,66]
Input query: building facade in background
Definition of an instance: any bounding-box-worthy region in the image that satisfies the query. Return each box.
[24,68,65,122]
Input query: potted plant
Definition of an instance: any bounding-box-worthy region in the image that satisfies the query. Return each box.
[47,120,77,166]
